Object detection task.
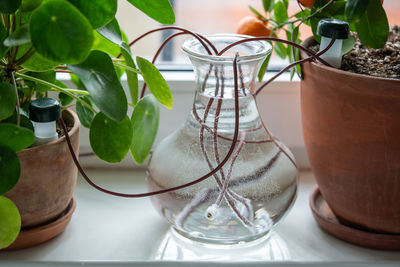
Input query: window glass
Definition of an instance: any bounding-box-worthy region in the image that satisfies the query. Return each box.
[116,0,400,69]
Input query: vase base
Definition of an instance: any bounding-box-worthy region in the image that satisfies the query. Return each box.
[4,197,76,250]
[153,227,290,261]
[310,186,400,251]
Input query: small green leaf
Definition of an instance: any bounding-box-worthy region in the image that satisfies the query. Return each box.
[30,0,94,64]
[0,196,21,249]
[258,50,272,82]
[355,0,389,48]
[121,43,139,106]
[3,114,34,131]
[262,0,274,13]
[76,96,94,128]
[294,9,311,20]
[341,36,356,55]
[0,124,35,152]
[56,81,74,106]
[0,82,17,121]
[0,0,22,14]
[0,146,20,195]
[4,25,31,47]
[130,95,159,164]
[90,112,133,163]
[345,0,370,22]
[21,0,42,12]
[273,1,288,24]
[136,56,172,109]
[68,50,127,122]
[68,0,117,29]
[249,5,266,20]
[126,0,175,25]
[97,18,123,46]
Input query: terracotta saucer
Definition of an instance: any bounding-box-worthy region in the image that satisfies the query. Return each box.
[309,186,400,251]
[5,197,76,250]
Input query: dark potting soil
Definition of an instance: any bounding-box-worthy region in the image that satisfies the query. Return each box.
[309,26,400,79]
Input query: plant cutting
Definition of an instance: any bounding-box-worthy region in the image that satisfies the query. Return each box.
[0,0,175,250]
[239,0,400,250]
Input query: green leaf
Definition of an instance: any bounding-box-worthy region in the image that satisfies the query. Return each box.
[25,70,55,92]
[16,44,59,72]
[68,50,127,122]
[345,0,370,22]
[262,0,274,13]
[92,31,120,58]
[21,0,42,12]
[90,112,133,163]
[136,56,172,109]
[0,23,8,57]
[0,146,20,195]
[97,18,123,46]
[0,0,22,14]
[121,43,138,106]
[3,114,34,131]
[341,36,356,55]
[274,40,287,59]
[56,81,74,106]
[294,9,311,19]
[76,96,94,128]
[68,0,117,29]
[0,124,35,152]
[355,0,389,49]
[30,0,94,64]
[273,1,288,24]
[130,95,159,164]
[126,0,175,25]
[0,196,21,249]
[0,82,16,121]
[4,24,31,47]
[249,5,266,20]
[258,50,271,82]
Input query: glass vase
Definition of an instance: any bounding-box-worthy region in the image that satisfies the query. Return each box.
[147,34,297,245]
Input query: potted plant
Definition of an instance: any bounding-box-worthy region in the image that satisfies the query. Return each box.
[0,0,175,250]
[237,0,399,249]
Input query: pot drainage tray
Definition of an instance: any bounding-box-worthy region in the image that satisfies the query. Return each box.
[310,186,400,251]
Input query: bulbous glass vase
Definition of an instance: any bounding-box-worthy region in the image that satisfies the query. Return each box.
[147,34,297,245]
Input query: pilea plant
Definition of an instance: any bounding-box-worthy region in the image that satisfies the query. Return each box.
[243,0,389,79]
[0,0,174,249]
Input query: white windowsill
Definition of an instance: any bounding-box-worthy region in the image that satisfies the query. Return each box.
[1,170,399,266]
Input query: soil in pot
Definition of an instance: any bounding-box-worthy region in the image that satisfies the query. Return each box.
[309,25,400,79]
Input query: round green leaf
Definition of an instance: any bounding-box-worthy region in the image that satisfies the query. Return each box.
[0,82,17,121]
[0,146,21,195]
[92,31,120,58]
[0,196,21,249]
[136,56,173,109]
[68,50,127,122]
[126,0,175,25]
[130,95,159,164]
[21,0,42,11]
[29,0,94,64]
[76,96,94,128]
[68,0,117,29]
[0,124,35,152]
[90,112,133,163]
[0,0,22,14]
[3,114,34,131]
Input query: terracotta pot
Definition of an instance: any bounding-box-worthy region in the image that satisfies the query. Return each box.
[5,109,80,229]
[300,37,400,234]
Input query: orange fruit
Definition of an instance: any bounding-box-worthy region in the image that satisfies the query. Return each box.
[236,16,272,37]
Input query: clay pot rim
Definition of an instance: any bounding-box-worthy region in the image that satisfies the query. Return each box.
[18,109,80,155]
[301,36,400,83]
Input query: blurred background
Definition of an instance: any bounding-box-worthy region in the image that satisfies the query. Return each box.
[116,0,400,68]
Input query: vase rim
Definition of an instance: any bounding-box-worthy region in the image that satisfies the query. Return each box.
[182,33,272,63]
